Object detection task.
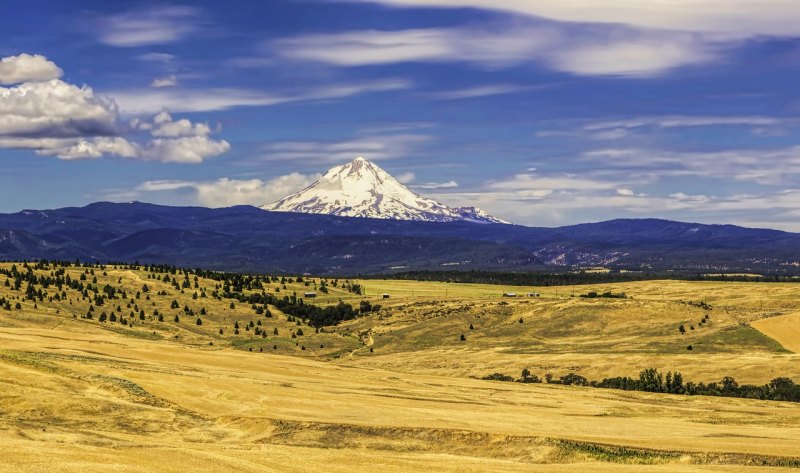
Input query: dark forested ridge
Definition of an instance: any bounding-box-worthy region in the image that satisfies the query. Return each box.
[3,202,800,274]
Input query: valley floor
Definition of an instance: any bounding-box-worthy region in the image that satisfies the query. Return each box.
[1,323,800,472]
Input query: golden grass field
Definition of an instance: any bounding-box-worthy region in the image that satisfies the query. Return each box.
[1,263,799,472]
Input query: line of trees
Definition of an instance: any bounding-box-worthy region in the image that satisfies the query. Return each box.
[483,368,800,403]
[224,290,364,327]
[366,270,800,286]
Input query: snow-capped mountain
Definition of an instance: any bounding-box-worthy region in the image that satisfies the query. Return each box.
[262,157,509,224]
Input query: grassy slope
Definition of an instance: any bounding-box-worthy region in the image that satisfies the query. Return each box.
[1,263,800,471]
[751,312,800,353]
[1,325,800,472]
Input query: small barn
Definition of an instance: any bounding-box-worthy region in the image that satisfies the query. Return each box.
[382,293,390,299]
[503,292,517,298]
[527,292,540,298]
[304,292,317,298]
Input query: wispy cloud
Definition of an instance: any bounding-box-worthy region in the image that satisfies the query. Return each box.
[137,52,177,63]
[430,84,532,100]
[150,75,178,88]
[106,79,411,113]
[584,115,785,131]
[93,5,205,47]
[349,0,800,37]
[434,169,800,229]
[582,146,800,185]
[132,173,320,207]
[267,24,730,77]
[413,180,459,189]
[258,133,432,163]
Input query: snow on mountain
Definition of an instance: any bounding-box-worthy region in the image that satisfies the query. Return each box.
[452,206,510,224]
[262,157,509,224]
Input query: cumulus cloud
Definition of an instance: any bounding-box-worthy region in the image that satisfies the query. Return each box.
[140,135,230,164]
[135,173,320,207]
[40,137,140,160]
[0,79,118,138]
[94,5,203,47]
[0,54,63,85]
[149,111,211,137]
[0,53,229,163]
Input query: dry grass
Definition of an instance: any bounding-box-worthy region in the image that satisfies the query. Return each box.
[1,263,800,471]
[752,312,800,353]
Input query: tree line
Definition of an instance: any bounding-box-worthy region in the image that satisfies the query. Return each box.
[483,367,800,403]
[366,270,800,286]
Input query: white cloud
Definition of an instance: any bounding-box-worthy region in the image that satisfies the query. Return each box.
[135,173,320,207]
[259,134,432,163]
[414,180,459,189]
[271,26,553,68]
[395,172,415,184]
[137,52,177,63]
[487,172,619,193]
[0,79,118,138]
[582,146,800,186]
[432,169,800,228]
[39,137,139,160]
[0,54,63,85]
[95,5,203,47]
[585,115,783,130]
[549,34,716,78]
[431,84,530,100]
[150,75,178,88]
[140,136,230,164]
[273,27,555,68]
[270,25,727,77]
[0,54,229,163]
[351,0,800,37]
[106,79,411,113]
[149,111,211,137]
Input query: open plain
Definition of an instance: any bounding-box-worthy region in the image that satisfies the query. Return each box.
[0,263,799,472]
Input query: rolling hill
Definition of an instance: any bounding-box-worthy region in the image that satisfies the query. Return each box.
[2,202,800,273]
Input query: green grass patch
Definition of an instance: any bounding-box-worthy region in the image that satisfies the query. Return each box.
[695,326,790,353]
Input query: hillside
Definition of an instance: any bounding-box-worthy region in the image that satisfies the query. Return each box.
[4,202,800,273]
[1,261,800,471]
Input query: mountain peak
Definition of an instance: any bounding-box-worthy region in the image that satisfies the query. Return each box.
[262,157,509,224]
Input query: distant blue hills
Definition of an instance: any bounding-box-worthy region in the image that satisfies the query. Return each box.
[0,201,798,274]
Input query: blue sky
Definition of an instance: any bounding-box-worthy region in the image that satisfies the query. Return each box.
[2,1,800,229]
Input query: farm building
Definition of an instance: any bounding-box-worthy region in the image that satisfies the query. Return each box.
[503,292,517,297]
[303,292,317,298]
[382,293,390,299]
[527,292,540,297]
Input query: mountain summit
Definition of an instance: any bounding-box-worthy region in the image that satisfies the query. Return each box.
[262,157,509,224]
